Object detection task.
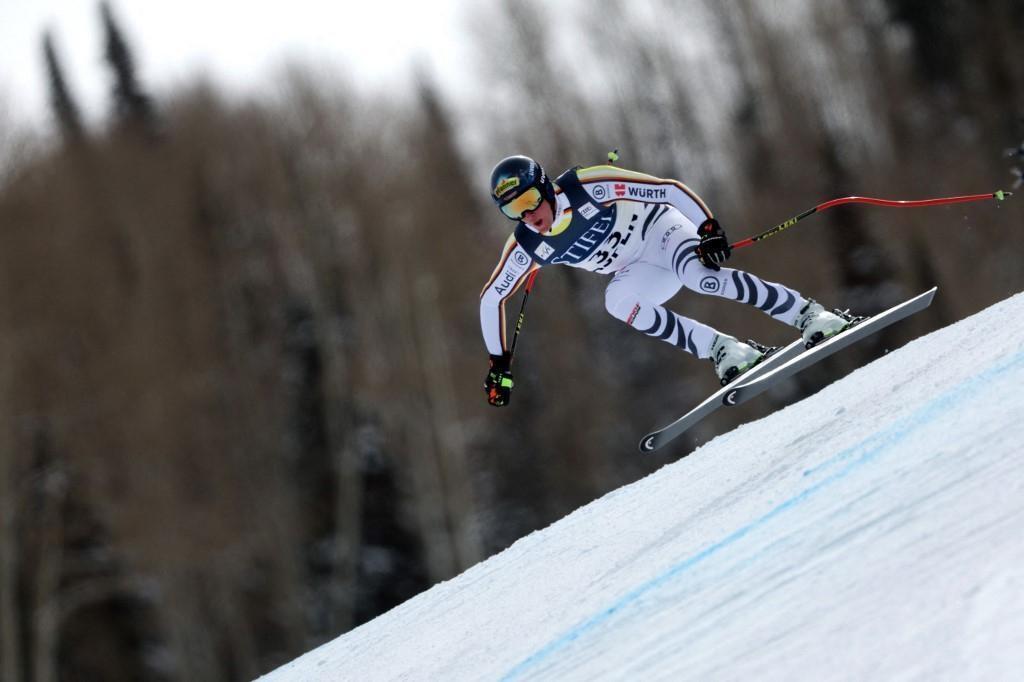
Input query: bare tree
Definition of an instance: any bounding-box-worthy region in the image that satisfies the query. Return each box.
[0,338,21,682]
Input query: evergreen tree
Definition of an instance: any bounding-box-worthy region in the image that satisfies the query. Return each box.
[42,30,85,143]
[100,1,156,132]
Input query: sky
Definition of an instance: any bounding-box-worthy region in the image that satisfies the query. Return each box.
[0,0,468,125]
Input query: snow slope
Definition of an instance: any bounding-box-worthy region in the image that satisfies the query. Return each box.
[260,291,1024,682]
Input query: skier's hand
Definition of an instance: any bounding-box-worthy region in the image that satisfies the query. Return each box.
[484,353,514,407]
[696,218,731,271]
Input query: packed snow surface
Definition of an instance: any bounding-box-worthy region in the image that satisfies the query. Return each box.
[261,291,1024,681]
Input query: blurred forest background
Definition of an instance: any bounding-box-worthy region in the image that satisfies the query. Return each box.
[1,0,1021,680]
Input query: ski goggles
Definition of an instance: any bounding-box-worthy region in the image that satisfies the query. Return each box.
[499,186,544,220]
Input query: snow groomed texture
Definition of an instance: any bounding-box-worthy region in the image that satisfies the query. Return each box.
[261,292,1024,682]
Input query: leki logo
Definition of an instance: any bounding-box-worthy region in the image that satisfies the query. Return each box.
[495,177,520,198]
[614,183,626,197]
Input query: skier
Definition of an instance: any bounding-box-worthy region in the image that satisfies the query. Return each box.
[481,155,858,407]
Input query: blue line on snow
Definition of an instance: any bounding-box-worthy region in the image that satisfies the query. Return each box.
[501,349,1024,681]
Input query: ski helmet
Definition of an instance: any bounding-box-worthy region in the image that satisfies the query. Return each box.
[489,155,555,221]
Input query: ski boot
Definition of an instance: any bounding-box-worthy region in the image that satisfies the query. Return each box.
[710,334,769,386]
[794,300,863,348]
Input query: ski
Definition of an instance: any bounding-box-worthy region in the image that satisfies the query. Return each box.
[638,339,805,453]
[721,287,937,408]
[637,287,937,453]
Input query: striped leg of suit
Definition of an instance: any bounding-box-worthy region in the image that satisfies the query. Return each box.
[630,302,719,359]
[601,204,809,358]
[605,264,719,359]
[666,233,806,326]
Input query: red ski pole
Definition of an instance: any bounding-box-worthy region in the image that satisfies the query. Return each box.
[731,190,1013,250]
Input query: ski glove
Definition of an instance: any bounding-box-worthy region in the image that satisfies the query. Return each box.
[695,218,731,271]
[484,353,514,407]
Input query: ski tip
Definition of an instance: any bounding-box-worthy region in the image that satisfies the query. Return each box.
[638,434,658,453]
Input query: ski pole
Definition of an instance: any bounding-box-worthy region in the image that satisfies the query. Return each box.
[731,190,1013,250]
[508,270,538,364]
